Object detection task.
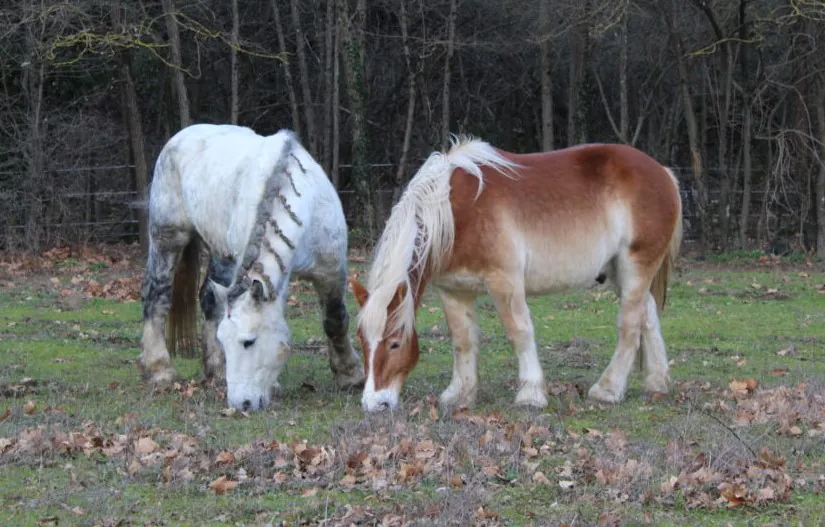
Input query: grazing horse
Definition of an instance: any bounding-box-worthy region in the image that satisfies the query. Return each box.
[139,124,365,412]
[350,137,682,412]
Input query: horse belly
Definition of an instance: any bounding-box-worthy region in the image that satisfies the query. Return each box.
[522,234,618,296]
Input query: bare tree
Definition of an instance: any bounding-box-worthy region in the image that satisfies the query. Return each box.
[291,0,318,156]
[394,0,418,200]
[271,0,302,136]
[112,5,149,254]
[659,0,708,252]
[816,74,825,257]
[230,0,239,124]
[160,0,191,128]
[441,0,458,145]
[339,0,373,236]
[539,0,554,151]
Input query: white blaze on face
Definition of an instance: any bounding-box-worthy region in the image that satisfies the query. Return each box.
[360,337,401,412]
[217,296,291,412]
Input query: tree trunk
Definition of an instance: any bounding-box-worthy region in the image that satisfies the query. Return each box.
[22,16,46,250]
[738,101,753,248]
[441,0,458,145]
[290,0,318,156]
[394,0,417,201]
[323,0,336,175]
[539,0,554,151]
[332,7,341,187]
[693,0,733,247]
[160,0,191,128]
[339,0,373,237]
[717,47,734,248]
[660,0,708,252]
[737,0,752,248]
[271,0,302,136]
[816,76,825,257]
[567,22,585,146]
[619,8,629,143]
[230,0,239,124]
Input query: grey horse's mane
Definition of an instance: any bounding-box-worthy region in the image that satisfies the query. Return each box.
[226,130,300,305]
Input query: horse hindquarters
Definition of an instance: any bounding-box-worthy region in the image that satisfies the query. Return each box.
[588,173,682,403]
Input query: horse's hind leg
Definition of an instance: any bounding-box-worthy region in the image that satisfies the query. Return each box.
[139,229,191,385]
[311,272,366,390]
[488,272,548,408]
[437,289,480,410]
[588,253,654,403]
[639,293,670,394]
[199,256,235,385]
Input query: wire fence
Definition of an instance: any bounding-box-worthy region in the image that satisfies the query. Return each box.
[0,164,804,250]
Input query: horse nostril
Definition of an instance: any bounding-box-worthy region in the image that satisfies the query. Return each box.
[242,399,252,411]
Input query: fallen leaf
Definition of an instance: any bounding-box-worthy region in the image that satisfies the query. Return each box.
[135,437,158,455]
[729,378,758,395]
[209,475,238,494]
[23,400,37,415]
[533,471,551,485]
[301,487,319,497]
[215,451,235,465]
[0,408,10,423]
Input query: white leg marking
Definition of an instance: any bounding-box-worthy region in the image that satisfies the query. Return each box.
[489,275,548,408]
[641,293,670,393]
[588,258,648,403]
[438,289,480,409]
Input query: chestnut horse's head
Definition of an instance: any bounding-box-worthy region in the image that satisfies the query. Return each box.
[350,278,420,412]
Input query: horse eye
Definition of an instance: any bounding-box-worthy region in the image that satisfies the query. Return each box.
[388,341,400,350]
[242,338,256,349]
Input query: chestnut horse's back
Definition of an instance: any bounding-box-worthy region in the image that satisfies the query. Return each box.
[446,143,682,308]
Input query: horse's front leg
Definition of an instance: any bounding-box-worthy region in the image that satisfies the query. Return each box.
[437,289,480,410]
[313,277,366,390]
[488,273,548,408]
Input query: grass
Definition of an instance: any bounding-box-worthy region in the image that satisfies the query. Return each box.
[1,247,824,526]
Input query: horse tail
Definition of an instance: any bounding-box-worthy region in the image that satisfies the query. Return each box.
[650,167,683,313]
[167,236,202,358]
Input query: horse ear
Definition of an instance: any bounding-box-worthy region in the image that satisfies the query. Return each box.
[392,282,408,304]
[209,279,229,305]
[250,279,266,304]
[349,278,369,307]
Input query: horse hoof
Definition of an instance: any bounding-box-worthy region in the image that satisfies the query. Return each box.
[148,368,177,387]
[439,386,477,410]
[587,383,624,404]
[515,383,548,408]
[643,374,670,395]
[335,370,366,391]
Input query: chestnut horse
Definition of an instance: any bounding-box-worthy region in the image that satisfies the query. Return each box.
[350,137,682,412]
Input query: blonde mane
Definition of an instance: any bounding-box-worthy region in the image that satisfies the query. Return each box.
[357,135,520,345]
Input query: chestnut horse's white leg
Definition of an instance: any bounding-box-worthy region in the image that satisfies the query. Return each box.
[588,254,651,403]
[640,293,670,393]
[438,289,480,409]
[488,274,548,408]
